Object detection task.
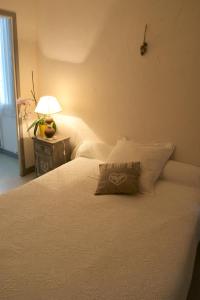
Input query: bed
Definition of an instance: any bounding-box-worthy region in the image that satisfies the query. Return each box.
[0,156,200,300]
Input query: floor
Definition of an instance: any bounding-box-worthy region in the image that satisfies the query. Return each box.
[0,153,35,194]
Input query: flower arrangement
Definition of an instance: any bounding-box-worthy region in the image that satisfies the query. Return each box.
[27,116,47,136]
[16,97,33,119]
[17,71,56,137]
[17,71,42,136]
[17,71,38,120]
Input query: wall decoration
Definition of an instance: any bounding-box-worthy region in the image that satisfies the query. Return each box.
[140,24,148,56]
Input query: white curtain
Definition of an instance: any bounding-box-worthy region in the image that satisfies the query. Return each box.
[0,17,16,149]
[0,17,16,116]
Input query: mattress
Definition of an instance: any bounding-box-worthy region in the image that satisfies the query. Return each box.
[0,157,200,300]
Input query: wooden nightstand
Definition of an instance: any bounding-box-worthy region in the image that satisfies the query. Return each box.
[33,136,71,177]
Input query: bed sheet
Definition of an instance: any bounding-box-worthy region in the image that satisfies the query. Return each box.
[0,158,200,300]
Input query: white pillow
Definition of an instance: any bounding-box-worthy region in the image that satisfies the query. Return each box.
[75,140,112,161]
[161,160,200,188]
[107,139,175,192]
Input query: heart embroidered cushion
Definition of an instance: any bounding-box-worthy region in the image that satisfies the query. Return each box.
[107,139,175,192]
[95,162,140,195]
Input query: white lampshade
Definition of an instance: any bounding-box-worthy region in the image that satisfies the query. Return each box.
[35,96,62,115]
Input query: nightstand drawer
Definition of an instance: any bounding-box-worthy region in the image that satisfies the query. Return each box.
[35,142,52,156]
[33,136,71,177]
[35,155,53,175]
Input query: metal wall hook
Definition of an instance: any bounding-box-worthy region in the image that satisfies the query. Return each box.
[140,24,148,56]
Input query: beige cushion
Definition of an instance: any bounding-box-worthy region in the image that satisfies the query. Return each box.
[95,162,140,195]
[161,160,200,188]
[107,139,175,192]
[75,140,112,161]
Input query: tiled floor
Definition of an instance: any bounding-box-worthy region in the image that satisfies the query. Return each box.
[0,153,35,194]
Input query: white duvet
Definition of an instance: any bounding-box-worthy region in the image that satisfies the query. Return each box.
[0,158,200,300]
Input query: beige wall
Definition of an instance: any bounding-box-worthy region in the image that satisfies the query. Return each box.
[0,0,38,167]
[0,0,38,97]
[2,0,200,166]
[37,0,200,166]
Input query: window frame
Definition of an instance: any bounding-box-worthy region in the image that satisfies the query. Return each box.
[0,9,26,176]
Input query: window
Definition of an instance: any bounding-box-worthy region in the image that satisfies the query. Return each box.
[0,44,3,104]
[0,16,15,111]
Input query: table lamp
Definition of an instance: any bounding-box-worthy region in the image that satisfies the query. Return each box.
[35,96,62,138]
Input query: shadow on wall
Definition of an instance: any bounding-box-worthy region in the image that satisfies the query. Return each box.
[54,114,101,148]
[37,0,200,165]
[22,114,102,169]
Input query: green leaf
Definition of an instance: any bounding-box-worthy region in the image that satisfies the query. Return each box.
[27,119,39,132]
[27,117,45,132]
[52,122,57,132]
[38,118,45,125]
[34,122,39,136]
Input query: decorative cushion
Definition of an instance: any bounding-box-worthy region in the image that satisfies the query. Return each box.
[95,162,140,195]
[75,140,112,161]
[161,160,200,188]
[107,139,175,192]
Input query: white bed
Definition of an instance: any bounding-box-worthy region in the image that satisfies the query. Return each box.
[0,157,200,300]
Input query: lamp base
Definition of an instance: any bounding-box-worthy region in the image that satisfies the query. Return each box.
[45,126,55,138]
[44,117,56,138]
[39,124,47,138]
[45,117,54,124]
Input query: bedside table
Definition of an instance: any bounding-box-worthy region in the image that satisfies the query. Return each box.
[33,136,71,177]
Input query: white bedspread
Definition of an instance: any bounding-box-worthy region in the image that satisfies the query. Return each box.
[0,158,200,300]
